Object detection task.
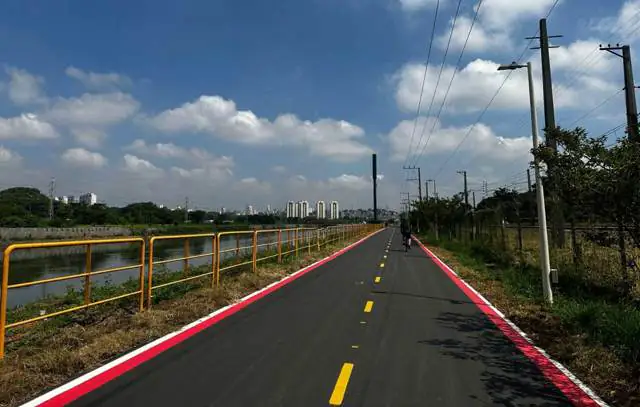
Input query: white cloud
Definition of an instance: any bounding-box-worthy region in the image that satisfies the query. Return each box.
[387,116,531,163]
[0,113,59,140]
[5,66,47,106]
[398,0,438,12]
[61,148,107,168]
[65,66,132,90]
[326,174,373,191]
[71,128,107,149]
[146,95,372,162]
[436,15,509,53]
[592,0,640,43]
[0,146,22,166]
[393,58,617,114]
[123,154,163,176]
[123,138,227,164]
[479,0,558,31]
[44,92,140,127]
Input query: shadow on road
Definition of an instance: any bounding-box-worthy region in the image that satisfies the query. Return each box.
[370,290,486,307]
[419,311,571,406]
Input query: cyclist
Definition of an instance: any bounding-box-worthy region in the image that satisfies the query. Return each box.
[400,217,412,251]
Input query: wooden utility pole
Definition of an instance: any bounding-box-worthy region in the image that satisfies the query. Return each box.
[600,44,639,141]
[528,18,565,247]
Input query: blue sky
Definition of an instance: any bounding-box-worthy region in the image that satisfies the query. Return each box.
[0,0,636,211]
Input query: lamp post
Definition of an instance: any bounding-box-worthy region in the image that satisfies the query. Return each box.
[497,61,553,304]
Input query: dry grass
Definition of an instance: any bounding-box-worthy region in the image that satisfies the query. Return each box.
[0,239,361,407]
[428,244,640,407]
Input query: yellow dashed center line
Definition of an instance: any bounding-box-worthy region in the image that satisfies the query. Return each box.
[379,262,385,268]
[329,363,354,405]
[364,301,374,313]
[374,277,381,283]
[351,345,359,349]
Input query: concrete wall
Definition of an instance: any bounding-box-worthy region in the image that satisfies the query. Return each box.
[0,226,133,241]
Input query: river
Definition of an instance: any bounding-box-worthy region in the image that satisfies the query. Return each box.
[4,231,309,308]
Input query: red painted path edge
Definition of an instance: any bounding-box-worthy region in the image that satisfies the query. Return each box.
[24,228,385,407]
[414,236,608,407]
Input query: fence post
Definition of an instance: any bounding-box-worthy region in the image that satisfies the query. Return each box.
[147,238,155,309]
[211,236,217,288]
[277,230,282,263]
[317,229,321,250]
[183,238,190,274]
[308,230,311,254]
[236,234,240,257]
[84,244,92,305]
[252,231,258,272]
[138,240,145,312]
[295,228,299,258]
[215,233,221,286]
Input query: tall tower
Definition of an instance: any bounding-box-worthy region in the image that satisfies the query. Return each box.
[301,200,309,218]
[330,201,340,220]
[316,201,326,219]
[286,201,295,218]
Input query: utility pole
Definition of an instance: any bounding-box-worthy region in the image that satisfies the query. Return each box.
[472,191,476,209]
[457,170,468,208]
[600,44,639,141]
[372,154,378,222]
[184,197,189,223]
[527,169,532,192]
[527,18,565,248]
[403,165,422,201]
[425,181,429,200]
[48,177,56,221]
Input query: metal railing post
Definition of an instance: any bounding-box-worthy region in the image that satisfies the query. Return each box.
[0,246,12,359]
[295,228,299,258]
[183,238,190,274]
[215,233,221,286]
[252,231,258,273]
[147,238,155,308]
[84,244,92,305]
[138,240,145,312]
[211,236,217,288]
[277,230,282,263]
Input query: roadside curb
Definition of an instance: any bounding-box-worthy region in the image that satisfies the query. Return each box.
[21,228,386,407]
[413,236,609,407]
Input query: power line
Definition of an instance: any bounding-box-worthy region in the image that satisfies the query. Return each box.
[404,0,441,167]
[409,0,464,166]
[432,1,563,178]
[565,88,624,128]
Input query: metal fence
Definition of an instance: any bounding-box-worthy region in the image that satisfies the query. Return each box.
[0,223,381,357]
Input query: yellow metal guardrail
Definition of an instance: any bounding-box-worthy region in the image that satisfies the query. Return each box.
[0,237,145,358]
[0,223,381,357]
[147,233,217,308]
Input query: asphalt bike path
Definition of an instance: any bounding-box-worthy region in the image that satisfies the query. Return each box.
[36,227,597,406]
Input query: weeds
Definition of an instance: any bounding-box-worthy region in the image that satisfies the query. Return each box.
[0,237,362,407]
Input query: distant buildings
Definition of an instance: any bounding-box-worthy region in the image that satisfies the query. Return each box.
[79,192,98,206]
[286,199,339,219]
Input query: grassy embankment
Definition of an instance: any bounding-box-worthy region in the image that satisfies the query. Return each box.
[418,230,640,407]
[0,233,366,407]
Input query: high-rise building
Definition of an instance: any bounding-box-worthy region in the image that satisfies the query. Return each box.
[266,204,272,214]
[301,201,309,218]
[330,200,340,220]
[286,201,296,218]
[316,201,326,219]
[79,193,98,205]
[246,205,254,215]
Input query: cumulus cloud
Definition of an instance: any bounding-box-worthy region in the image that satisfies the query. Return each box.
[123,139,229,164]
[71,128,107,149]
[387,116,531,164]
[592,0,640,42]
[5,66,47,106]
[65,66,132,90]
[123,154,163,176]
[0,113,59,140]
[398,0,438,12]
[44,92,140,127]
[61,148,107,168]
[145,95,372,162]
[0,146,22,166]
[393,58,617,114]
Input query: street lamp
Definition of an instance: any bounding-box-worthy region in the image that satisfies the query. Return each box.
[497,61,553,304]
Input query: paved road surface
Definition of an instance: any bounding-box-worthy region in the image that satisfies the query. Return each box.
[69,228,573,406]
